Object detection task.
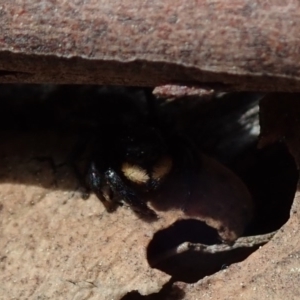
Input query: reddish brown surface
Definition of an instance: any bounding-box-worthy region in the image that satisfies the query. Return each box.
[1,1,300,91]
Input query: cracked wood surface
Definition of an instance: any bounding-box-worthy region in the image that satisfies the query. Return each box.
[0,0,300,91]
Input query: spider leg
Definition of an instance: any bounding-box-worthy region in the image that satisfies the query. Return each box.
[104,167,157,218]
[86,162,118,212]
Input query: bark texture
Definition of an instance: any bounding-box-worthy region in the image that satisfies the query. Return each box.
[0,1,300,91]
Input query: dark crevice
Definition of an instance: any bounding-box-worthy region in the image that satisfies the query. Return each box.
[232,142,298,235]
[145,92,298,283]
[146,220,278,283]
[148,219,221,251]
[165,92,298,237]
[147,220,221,266]
[0,85,297,286]
[121,279,185,300]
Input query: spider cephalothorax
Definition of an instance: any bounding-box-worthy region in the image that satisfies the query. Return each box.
[75,87,179,218]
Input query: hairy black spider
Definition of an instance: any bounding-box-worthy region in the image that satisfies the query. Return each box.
[85,123,174,218]
[68,87,189,219]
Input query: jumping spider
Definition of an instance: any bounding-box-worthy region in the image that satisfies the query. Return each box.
[69,87,187,218]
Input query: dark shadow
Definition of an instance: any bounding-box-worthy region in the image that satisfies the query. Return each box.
[147,220,221,260]
[0,84,297,232]
[0,85,256,225]
[146,219,267,283]
[121,279,185,300]
[162,91,298,236]
[232,142,298,235]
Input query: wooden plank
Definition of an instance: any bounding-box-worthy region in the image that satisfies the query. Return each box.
[0,1,300,91]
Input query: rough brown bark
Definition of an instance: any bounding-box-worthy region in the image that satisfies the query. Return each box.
[1,1,300,91]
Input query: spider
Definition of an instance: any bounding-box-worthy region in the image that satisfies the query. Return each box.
[67,86,191,219]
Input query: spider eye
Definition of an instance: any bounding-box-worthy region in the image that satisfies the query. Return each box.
[121,125,168,166]
[125,143,165,166]
[126,145,146,158]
